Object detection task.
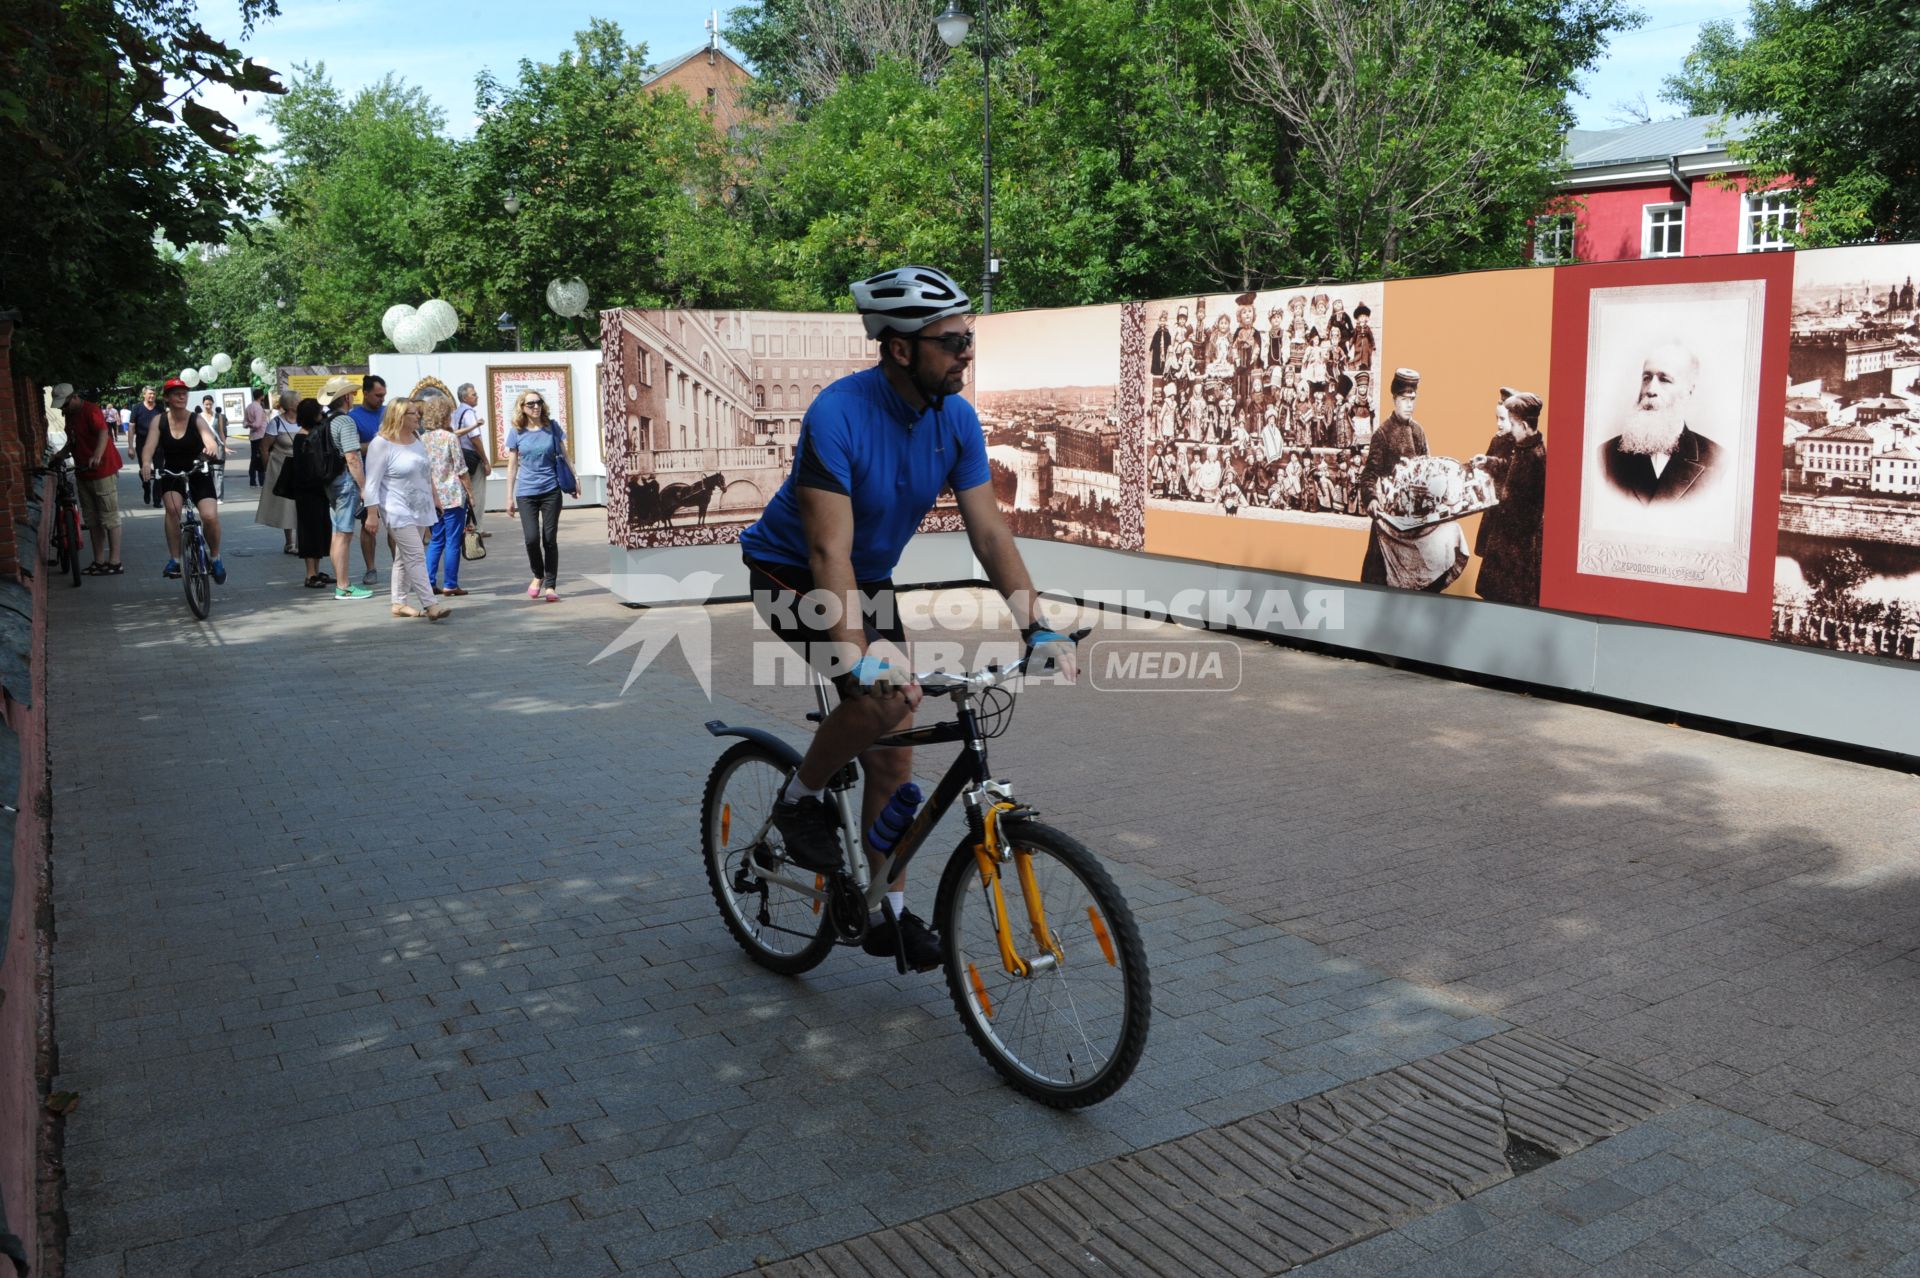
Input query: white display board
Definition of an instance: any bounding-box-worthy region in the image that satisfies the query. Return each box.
[369,348,606,506]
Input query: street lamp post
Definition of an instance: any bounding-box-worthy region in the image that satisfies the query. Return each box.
[936,2,996,314]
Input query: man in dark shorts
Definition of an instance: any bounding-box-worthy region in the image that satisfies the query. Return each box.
[738,265,1077,971]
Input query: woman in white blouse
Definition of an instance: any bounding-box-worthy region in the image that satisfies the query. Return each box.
[363,398,449,620]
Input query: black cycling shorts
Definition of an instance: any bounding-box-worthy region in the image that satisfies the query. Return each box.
[156,471,216,505]
[744,554,903,697]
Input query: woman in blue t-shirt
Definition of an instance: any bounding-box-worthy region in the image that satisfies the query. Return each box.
[503,389,579,602]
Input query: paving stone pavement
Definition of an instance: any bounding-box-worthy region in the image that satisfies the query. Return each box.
[46,473,1920,1276]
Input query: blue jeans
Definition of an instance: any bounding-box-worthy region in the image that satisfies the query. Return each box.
[427,506,465,589]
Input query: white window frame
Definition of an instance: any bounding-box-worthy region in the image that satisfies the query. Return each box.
[1533,213,1577,265]
[1741,191,1798,252]
[1643,203,1686,259]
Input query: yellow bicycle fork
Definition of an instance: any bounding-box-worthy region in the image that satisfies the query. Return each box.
[965,802,1118,1016]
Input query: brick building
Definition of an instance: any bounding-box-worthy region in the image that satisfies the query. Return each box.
[1533,115,1798,265]
[643,34,755,136]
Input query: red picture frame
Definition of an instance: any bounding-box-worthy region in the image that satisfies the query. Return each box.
[1538,254,1794,637]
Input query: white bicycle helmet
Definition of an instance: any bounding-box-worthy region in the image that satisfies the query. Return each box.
[850,265,973,339]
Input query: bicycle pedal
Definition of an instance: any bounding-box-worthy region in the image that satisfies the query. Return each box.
[879,898,908,977]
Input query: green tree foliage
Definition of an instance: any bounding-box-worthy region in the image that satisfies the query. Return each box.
[735,0,1636,304]
[440,20,765,350]
[1665,0,1920,244]
[0,0,284,385]
[272,68,455,360]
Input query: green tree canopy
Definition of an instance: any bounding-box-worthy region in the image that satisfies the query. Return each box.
[440,19,766,350]
[0,0,285,385]
[1665,0,1920,245]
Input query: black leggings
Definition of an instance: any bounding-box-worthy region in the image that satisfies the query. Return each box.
[519,487,562,587]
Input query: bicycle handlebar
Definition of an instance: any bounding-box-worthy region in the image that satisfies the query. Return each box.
[913,627,1093,698]
[154,462,213,478]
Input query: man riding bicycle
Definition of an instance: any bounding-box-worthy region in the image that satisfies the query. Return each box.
[738,265,1077,971]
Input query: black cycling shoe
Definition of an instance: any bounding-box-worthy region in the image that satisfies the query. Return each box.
[770,796,844,873]
[864,909,944,972]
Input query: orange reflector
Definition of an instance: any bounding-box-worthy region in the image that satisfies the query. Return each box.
[1088,906,1117,966]
[721,803,731,846]
[968,963,994,1018]
[812,874,824,914]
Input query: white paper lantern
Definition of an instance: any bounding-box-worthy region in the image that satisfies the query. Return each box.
[392,313,438,354]
[381,303,417,343]
[250,357,271,380]
[180,367,200,388]
[198,364,217,385]
[418,298,459,341]
[546,278,590,319]
[210,352,233,375]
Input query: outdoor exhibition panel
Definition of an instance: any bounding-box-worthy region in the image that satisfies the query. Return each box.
[368,348,607,506]
[600,243,1920,756]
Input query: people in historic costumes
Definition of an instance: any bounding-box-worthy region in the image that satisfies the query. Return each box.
[1350,303,1377,377]
[1328,297,1355,349]
[1359,368,1430,585]
[1473,386,1520,562]
[1150,309,1173,384]
[1474,389,1547,606]
[1266,307,1287,368]
[1231,293,1261,406]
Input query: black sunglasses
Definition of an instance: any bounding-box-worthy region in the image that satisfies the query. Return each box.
[526,400,545,408]
[910,331,975,356]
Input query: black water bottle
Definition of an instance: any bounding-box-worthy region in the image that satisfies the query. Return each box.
[865,783,924,855]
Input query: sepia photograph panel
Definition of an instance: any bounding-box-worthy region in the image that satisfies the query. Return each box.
[972,303,1137,549]
[1139,282,1386,528]
[1773,246,1920,661]
[601,308,872,550]
[1574,279,1766,593]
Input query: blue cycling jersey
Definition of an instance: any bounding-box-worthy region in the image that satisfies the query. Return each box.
[741,366,991,581]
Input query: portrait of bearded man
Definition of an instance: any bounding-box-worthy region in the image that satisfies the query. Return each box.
[1599,341,1722,504]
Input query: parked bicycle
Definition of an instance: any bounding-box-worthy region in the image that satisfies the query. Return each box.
[701,641,1151,1108]
[156,462,215,619]
[46,458,83,588]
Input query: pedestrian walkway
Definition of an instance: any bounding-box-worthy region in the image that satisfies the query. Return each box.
[45,472,1920,1276]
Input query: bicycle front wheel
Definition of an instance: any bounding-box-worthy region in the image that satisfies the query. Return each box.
[184,536,211,619]
[701,740,836,975]
[937,821,1150,1108]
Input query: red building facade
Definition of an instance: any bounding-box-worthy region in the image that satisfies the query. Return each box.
[1535,115,1797,266]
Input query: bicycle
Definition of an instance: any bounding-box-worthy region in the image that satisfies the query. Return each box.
[701,640,1151,1108]
[47,459,83,588]
[156,462,214,619]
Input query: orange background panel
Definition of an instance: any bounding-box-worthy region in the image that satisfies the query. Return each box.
[1142,507,1367,582]
[1143,266,1557,591]
[1380,268,1558,597]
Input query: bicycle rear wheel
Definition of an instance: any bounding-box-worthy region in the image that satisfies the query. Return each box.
[184,533,211,619]
[701,740,836,975]
[63,508,82,587]
[936,820,1150,1108]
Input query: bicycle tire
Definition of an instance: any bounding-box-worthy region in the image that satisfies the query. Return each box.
[63,509,82,587]
[701,740,836,975]
[184,534,211,619]
[936,820,1150,1108]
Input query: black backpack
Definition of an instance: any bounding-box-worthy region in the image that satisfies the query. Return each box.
[314,414,351,482]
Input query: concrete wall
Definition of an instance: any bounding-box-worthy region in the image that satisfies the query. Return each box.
[608,537,1920,759]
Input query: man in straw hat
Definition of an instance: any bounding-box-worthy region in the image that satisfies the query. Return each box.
[318,376,375,600]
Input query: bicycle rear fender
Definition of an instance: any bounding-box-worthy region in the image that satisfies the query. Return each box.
[703,721,803,771]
